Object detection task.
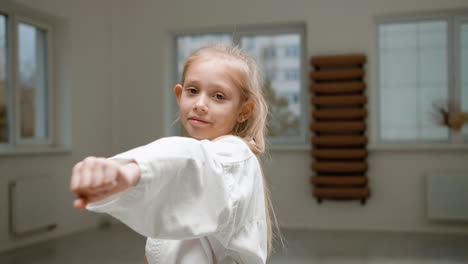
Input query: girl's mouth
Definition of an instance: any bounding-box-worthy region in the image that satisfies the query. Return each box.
[188,118,209,125]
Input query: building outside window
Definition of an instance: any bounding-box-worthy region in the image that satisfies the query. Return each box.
[284,45,299,57]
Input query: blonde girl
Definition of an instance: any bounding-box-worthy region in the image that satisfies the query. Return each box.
[70,43,279,264]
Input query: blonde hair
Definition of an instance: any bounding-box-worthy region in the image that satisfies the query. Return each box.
[180,43,282,255]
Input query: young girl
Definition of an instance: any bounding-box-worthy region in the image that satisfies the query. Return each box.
[70,43,277,264]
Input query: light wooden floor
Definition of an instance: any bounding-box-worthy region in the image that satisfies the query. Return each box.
[0,224,466,263]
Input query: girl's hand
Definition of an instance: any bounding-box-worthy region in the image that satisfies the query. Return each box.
[70,157,140,210]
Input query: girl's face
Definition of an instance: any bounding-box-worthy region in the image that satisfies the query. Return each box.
[174,59,252,140]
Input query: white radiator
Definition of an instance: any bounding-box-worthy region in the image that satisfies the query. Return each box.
[9,177,57,236]
[426,171,468,221]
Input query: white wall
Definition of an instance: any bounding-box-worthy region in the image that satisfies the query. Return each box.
[0,0,117,253]
[112,0,468,234]
[1,0,468,254]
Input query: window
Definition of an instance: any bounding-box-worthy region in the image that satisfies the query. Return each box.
[172,25,307,145]
[376,13,468,144]
[18,22,49,143]
[0,5,55,151]
[0,14,7,143]
[459,17,468,136]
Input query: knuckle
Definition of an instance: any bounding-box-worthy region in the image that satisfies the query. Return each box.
[72,162,82,173]
[103,164,115,175]
[91,180,102,188]
[97,158,109,168]
[84,156,96,163]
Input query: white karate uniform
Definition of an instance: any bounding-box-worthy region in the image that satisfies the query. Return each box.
[86,136,268,264]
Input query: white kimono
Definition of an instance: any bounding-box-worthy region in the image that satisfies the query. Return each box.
[86,136,268,264]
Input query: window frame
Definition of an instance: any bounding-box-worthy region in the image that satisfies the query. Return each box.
[373,11,468,147]
[455,15,468,143]
[168,23,309,148]
[0,3,59,154]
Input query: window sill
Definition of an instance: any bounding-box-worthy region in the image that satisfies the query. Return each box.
[0,146,71,156]
[269,144,311,151]
[267,144,468,152]
[368,144,468,151]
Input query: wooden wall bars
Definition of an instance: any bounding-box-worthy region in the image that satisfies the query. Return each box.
[310,54,370,205]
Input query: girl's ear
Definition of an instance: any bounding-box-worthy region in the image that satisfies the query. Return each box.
[238,97,255,123]
[174,84,183,104]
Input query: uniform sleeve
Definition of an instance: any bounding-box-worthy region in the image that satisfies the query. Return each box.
[86,137,241,240]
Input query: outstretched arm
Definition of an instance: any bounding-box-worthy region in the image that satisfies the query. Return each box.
[70,157,141,210]
[79,137,246,240]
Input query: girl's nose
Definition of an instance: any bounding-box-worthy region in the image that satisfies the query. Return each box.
[193,95,208,113]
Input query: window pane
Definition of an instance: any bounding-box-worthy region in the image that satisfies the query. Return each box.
[18,23,48,140]
[241,34,301,137]
[379,21,449,142]
[461,22,468,136]
[176,34,232,81]
[0,14,7,143]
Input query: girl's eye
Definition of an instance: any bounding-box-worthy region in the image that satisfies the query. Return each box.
[186,88,197,94]
[215,93,224,100]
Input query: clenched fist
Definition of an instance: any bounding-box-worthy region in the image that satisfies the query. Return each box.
[70,157,141,210]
